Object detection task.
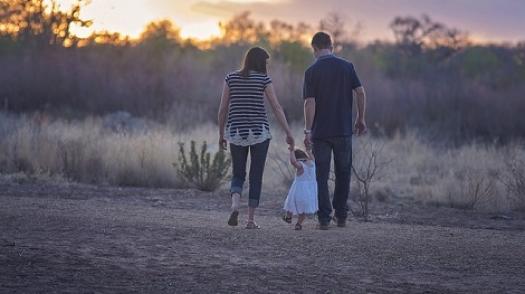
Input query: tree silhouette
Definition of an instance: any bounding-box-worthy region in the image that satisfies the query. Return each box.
[319,12,361,50]
[138,20,181,54]
[140,20,180,43]
[390,14,469,57]
[0,0,92,48]
[219,11,268,45]
[319,12,347,45]
[82,30,130,46]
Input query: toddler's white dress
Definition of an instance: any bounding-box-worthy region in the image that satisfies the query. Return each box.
[283,161,318,215]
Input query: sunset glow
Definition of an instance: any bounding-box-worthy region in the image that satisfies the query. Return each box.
[53,0,525,43]
[179,21,222,41]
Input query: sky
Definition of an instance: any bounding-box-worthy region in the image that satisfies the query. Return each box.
[59,0,525,43]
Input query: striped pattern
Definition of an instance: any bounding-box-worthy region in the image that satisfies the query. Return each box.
[224,71,272,146]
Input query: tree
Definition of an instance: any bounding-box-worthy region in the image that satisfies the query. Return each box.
[269,20,294,45]
[140,20,180,43]
[82,30,130,46]
[138,19,181,55]
[319,12,362,51]
[218,11,269,45]
[514,42,525,67]
[292,22,312,43]
[319,12,347,45]
[0,0,92,48]
[390,14,469,57]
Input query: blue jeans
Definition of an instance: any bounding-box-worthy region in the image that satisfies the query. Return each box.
[313,136,352,224]
[229,139,270,208]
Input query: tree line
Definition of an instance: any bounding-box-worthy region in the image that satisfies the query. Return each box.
[1,0,524,143]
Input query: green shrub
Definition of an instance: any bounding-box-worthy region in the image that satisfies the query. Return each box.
[175,141,231,192]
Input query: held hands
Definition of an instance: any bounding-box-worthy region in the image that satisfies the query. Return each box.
[354,118,368,136]
[304,133,313,150]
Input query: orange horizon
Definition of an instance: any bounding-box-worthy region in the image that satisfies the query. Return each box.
[48,0,525,46]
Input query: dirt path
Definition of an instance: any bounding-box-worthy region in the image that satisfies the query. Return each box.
[1,182,524,293]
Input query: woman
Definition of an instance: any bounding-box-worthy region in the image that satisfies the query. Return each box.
[218,47,294,229]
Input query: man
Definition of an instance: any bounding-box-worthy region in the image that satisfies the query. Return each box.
[303,32,367,230]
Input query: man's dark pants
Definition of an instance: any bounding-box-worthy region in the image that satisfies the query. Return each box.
[313,136,352,224]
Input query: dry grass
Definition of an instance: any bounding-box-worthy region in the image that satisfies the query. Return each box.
[1,112,523,212]
[370,133,515,212]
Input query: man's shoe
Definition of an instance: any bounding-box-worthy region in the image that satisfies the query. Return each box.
[317,222,329,230]
[333,216,347,228]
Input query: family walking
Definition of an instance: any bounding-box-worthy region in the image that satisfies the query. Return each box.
[218,32,367,230]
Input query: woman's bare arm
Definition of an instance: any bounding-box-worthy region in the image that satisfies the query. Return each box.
[264,83,294,148]
[217,81,230,149]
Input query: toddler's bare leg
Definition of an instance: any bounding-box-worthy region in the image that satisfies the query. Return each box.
[297,213,306,225]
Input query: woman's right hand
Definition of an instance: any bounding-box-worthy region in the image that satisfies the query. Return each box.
[286,133,295,151]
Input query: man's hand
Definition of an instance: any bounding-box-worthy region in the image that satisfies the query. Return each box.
[219,135,228,150]
[304,133,313,149]
[353,86,367,136]
[304,98,315,149]
[354,118,367,136]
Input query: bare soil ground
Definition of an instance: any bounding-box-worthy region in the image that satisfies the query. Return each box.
[1,178,524,293]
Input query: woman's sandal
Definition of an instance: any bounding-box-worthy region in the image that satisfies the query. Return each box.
[294,223,302,231]
[282,215,292,224]
[245,221,261,229]
[227,211,239,226]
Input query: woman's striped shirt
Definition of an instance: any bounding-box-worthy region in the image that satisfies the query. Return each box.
[224,71,272,146]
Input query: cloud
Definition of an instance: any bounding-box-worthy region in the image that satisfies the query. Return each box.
[191,1,238,18]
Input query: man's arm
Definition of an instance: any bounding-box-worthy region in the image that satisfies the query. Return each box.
[354,86,367,135]
[304,97,315,148]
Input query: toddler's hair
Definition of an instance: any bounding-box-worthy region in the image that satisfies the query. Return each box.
[294,149,309,161]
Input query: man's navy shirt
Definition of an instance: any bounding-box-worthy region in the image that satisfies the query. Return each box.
[303,54,362,139]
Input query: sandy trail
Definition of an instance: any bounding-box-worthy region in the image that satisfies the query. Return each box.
[0,183,524,294]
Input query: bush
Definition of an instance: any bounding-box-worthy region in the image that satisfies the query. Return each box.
[351,136,392,220]
[446,169,494,210]
[501,151,525,211]
[175,141,231,192]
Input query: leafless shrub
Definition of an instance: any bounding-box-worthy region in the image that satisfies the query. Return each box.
[351,136,392,220]
[500,152,525,211]
[446,169,495,210]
